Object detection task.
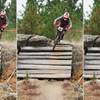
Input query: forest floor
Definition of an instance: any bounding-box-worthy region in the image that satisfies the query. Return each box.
[0,41,16,99]
[0,60,16,92]
[0,60,16,99]
[17,79,83,100]
[0,37,83,100]
[84,80,100,100]
[17,64,83,100]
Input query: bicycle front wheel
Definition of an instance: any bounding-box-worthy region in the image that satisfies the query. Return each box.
[53,34,60,50]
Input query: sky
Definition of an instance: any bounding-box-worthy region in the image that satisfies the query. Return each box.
[5,0,11,6]
[17,0,27,18]
[6,0,94,19]
[83,0,94,19]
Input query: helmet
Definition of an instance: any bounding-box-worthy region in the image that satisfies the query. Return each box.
[63,12,69,18]
[0,10,6,16]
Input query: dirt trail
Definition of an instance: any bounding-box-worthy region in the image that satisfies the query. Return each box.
[41,82,64,100]
[18,79,83,100]
[18,80,64,100]
[84,80,100,100]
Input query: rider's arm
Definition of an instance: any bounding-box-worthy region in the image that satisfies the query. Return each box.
[53,17,62,28]
[69,19,72,29]
[53,19,60,28]
[68,18,72,29]
[65,18,72,31]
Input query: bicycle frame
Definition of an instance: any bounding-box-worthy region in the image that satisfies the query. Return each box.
[0,29,3,39]
[53,30,64,50]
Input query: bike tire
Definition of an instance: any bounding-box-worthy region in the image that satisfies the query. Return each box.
[0,32,2,40]
[53,35,60,50]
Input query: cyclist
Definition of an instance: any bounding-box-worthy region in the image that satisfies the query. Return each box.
[53,11,72,41]
[0,10,8,38]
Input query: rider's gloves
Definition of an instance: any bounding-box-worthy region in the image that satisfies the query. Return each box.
[57,27,63,32]
[0,28,4,32]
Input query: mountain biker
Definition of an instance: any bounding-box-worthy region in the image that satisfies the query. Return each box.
[0,10,8,32]
[53,11,72,40]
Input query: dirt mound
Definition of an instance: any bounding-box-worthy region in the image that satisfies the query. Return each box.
[0,42,16,99]
[17,79,83,100]
[84,80,100,100]
[1,42,16,62]
[0,60,16,90]
[17,34,51,47]
[0,60,16,99]
[0,83,16,100]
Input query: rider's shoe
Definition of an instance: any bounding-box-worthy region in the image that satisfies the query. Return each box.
[60,40,63,43]
[60,40,66,44]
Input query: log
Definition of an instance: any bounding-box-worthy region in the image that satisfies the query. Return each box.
[17,73,71,78]
[21,46,72,52]
[17,64,71,70]
[17,69,71,74]
[18,55,72,60]
[18,59,72,66]
[19,52,72,56]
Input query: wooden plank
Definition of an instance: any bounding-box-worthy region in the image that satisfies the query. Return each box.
[56,43,71,46]
[17,45,72,79]
[17,64,71,70]
[19,52,72,56]
[86,53,100,56]
[17,73,71,78]
[84,75,100,78]
[18,55,72,60]
[84,71,100,75]
[85,60,100,65]
[88,47,100,51]
[21,46,72,52]
[17,69,71,74]
[84,65,100,70]
[18,59,72,65]
[85,56,100,60]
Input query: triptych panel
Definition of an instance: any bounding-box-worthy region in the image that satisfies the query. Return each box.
[0,0,100,100]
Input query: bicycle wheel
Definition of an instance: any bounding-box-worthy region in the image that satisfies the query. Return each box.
[0,31,2,40]
[53,32,61,50]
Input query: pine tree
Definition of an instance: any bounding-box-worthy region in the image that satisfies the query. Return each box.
[0,0,6,9]
[18,0,82,39]
[18,0,41,34]
[7,0,16,28]
[85,0,100,35]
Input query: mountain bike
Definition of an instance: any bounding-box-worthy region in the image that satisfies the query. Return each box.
[0,28,4,39]
[53,27,65,50]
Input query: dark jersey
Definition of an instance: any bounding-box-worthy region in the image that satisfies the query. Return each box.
[0,16,7,29]
[60,17,70,29]
[55,16,72,29]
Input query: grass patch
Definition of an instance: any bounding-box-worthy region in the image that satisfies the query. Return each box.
[64,29,83,42]
[1,30,16,42]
